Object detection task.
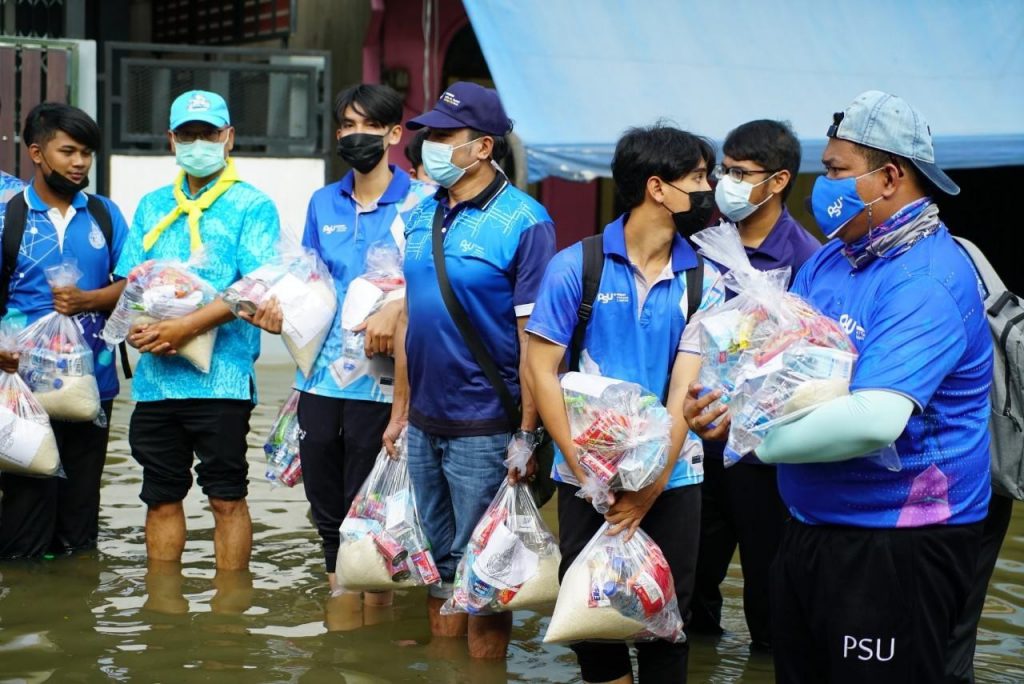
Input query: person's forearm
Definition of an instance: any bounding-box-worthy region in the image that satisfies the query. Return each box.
[180,299,236,337]
[518,326,538,431]
[528,362,586,483]
[85,280,127,313]
[390,311,409,422]
[757,390,914,465]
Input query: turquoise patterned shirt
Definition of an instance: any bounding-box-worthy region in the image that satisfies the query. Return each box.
[114,173,280,402]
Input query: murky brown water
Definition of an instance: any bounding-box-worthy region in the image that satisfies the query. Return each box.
[1,364,1021,683]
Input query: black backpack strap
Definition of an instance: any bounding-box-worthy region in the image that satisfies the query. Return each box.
[431,203,521,428]
[685,253,705,320]
[1,191,28,318]
[84,194,132,379]
[568,234,605,372]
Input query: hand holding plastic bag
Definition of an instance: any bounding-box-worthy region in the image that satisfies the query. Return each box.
[545,523,684,643]
[442,480,560,615]
[335,435,441,591]
[0,323,61,476]
[264,390,303,487]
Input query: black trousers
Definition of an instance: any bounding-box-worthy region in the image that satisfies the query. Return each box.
[0,400,114,559]
[297,393,391,573]
[945,492,1014,683]
[557,482,701,684]
[771,518,982,684]
[690,453,788,647]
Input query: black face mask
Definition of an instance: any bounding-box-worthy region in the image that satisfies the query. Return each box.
[336,133,388,173]
[40,155,89,197]
[669,189,715,238]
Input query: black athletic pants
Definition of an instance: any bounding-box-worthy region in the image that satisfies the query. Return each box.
[0,400,114,559]
[771,518,982,684]
[557,482,701,684]
[690,451,788,648]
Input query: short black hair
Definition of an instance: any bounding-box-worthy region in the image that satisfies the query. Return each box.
[853,143,934,196]
[22,102,101,151]
[723,119,801,200]
[469,129,509,163]
[612,124,715,209]
[333,83,404,127]
[405,129,428,167]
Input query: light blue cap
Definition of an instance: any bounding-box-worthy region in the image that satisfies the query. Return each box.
[169,90,231,131]
[829,90,959,196]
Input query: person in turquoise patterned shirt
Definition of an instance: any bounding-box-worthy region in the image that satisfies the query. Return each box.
[114,90,280,572]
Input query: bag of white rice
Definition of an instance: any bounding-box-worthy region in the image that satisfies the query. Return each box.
[544,523,684,644]
[335,437,440,591]
[222,247,337,377]
[17,310,101,424]
[442,479,561,615]
[0,367,61,476]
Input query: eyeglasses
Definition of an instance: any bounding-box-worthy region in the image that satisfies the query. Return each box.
[712,164,780,183]
[172,128,227,144]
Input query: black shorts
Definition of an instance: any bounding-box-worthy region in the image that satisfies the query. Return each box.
[771,518,983,684]
[129,399,253,506]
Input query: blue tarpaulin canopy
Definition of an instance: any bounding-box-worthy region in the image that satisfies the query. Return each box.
[463,0,1024,182]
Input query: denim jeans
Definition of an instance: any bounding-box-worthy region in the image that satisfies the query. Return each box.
[405,425,510,598]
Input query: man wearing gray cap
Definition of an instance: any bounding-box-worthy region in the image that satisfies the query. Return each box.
[750,91,992,682]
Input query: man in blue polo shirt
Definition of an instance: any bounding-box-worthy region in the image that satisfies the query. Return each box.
[690,119,821,651]
[0,103,129,558]
[527,125,725,684]
[116,90,280,572]
[748,92,991,683]
[0,170,25,203]
[395,81,555,658]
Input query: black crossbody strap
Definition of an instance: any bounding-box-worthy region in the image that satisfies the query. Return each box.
[569,234,605,372]
[431,203,521,427]
[685,253,705,320]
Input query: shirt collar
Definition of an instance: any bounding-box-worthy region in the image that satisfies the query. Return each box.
[434,170,508,212]
[337,165,411,205]
[746,207,798,261]
[25,183,87,212]
[602,213,699,273]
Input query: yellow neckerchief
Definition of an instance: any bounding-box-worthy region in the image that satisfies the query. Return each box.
[142,158,239,253]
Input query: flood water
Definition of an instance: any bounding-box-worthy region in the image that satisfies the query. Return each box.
[1,364,1022,683]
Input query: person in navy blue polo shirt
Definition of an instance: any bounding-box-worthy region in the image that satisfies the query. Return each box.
[393,82,555,658]
[734,92,992,683]
[689,119,821,650]
[0,103,129,559]
[527,125,726,684]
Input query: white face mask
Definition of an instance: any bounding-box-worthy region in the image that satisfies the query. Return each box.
[714,172,778,223]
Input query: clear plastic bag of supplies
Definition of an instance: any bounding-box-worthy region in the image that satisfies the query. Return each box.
[101,259,218,373]
[15,261,103,425]
[223,244,336,377]
[544,522,684,644]
[441,479,561,615]
[335,436,441,591]
[691,223,863,465]
[0,323,61,476]
[263,390,303,487]
[561,372,672,512]
[330,244,405,392]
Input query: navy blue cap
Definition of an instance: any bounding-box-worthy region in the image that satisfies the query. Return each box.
[407,82,512,136]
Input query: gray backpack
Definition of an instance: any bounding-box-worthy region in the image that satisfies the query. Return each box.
[955,237,1024,500]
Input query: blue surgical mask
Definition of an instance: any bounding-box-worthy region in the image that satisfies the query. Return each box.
[175,139,228,178]
[810,168,884,238]
[421,139,480,188]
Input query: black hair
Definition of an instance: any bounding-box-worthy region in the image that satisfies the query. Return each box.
[333,83,403,127]
[854,143,934,196]
[469,129,510,163]
[611,124,715,209]
[405,128,428,167]
[22,102,101,151]
[723,119,801,200]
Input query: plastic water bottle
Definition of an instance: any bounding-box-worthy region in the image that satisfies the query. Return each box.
[101,286,145,345]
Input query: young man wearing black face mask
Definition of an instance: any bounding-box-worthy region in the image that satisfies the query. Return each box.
[246,84,432,602]
[526,125,725,683]
[0,103,130,559]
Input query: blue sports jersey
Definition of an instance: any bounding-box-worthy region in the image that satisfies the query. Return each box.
[114,173,280,402]
[296,166,433,401]
[404,174,556,436]
[527,215,725,489]
[778,226,992,527]
[0,171,26,204]
[0,185,129,400]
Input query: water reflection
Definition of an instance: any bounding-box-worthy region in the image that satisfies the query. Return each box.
[0,364,1021,683]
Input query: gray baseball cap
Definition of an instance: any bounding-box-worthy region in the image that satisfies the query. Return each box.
[827,90,960,196]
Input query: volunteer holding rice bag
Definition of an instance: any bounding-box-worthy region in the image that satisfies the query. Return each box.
[526,124,724,684]
[242,83,432,595]
[115,90,280,572]
[0,103,129,559]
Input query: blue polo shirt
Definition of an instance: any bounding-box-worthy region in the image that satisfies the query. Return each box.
[0,185,129,400]
[403,173,556,436]
[0,171,26,203]
[296,166,433,401]
[526,215,726,490]
[778,225,992,527]
[114,173,280,402]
